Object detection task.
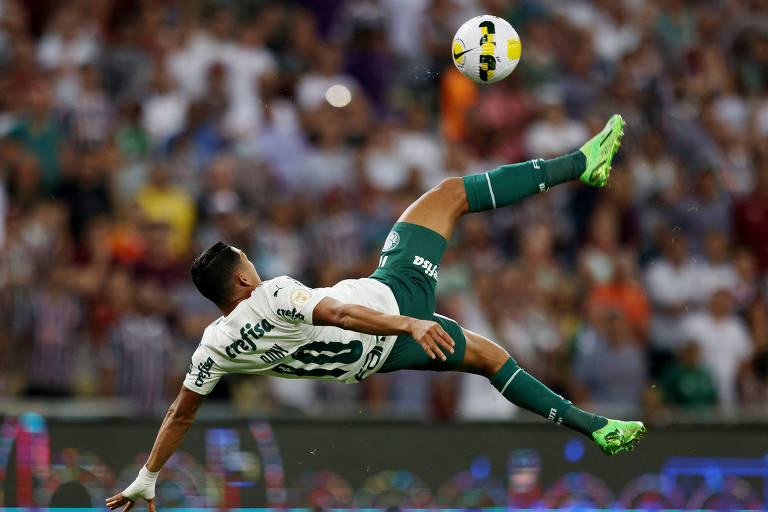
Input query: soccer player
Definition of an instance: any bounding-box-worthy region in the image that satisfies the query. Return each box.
[107,115,645,512]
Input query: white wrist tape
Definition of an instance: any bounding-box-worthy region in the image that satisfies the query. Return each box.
[122,465,159,501]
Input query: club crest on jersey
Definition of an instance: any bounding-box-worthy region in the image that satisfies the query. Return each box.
[290,289,311,307]
[382,231,400,252]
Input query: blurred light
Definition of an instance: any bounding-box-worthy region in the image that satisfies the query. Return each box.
[325,84,352,107]
[470,455,491,479]
[564,438,585,463]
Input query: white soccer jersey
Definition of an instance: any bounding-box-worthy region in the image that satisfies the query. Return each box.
[184,276,400,394]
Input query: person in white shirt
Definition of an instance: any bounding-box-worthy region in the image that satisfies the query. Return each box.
[645,234,699,352]
[680,288,753,410]
[107,116,644,511]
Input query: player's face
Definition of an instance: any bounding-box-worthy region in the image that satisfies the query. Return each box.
[234,247,261,285]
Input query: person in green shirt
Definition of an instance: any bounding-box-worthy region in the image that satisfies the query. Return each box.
[8,81,62,195]
[660,339,718,410]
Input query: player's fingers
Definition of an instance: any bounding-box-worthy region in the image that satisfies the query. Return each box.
[106,495,126,509]
[437,326,455,347]
[121,499,136,512]
[435,329,455,353]
[147,498,157,512]
[420,342,436,359]
[429,337,447,361]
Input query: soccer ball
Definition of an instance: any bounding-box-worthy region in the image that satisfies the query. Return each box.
[451,15,521,84]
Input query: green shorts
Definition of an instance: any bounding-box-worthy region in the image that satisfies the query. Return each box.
[369,222,466,371]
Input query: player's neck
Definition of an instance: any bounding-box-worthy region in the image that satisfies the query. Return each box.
[220,285,258,316]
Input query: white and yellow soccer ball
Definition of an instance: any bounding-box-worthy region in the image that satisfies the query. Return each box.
[451,15,521,84]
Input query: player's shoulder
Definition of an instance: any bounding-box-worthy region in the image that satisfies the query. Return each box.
[261,275,312,298]
[199,317,225,346]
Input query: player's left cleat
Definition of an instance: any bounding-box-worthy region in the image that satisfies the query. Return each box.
[592,419,646,456]
[579,114,625,187]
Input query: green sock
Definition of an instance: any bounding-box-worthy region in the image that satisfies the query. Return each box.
[463,151,586,212]
[490,357,607,437]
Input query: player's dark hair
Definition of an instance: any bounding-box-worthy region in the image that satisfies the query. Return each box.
[190,242,242,306]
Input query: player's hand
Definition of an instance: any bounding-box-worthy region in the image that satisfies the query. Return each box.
[408,319,455,361]
[107,466,158,512]
[105,492,156,512]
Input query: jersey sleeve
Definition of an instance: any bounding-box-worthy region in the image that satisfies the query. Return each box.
[267,276,328,325]
[183,343,226,395]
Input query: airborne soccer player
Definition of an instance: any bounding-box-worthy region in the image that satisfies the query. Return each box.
[108,115,645,511]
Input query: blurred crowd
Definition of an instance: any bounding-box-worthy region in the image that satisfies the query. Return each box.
[0,0,767,422]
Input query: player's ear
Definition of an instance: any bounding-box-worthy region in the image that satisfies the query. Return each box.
[235,271,252,286]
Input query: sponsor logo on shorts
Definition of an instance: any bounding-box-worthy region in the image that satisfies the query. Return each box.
[276,307,305,321]
[412,255,440,280]
[382,231,400,252]
[290,289,311,307]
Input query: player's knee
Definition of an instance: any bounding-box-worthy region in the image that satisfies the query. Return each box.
[483,349,510,377]
[432,177,467,209]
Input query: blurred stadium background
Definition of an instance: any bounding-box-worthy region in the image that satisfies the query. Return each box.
[0,0,767,509]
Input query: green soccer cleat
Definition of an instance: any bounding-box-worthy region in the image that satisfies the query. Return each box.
[579,114,626,187]
[592,419,646,456]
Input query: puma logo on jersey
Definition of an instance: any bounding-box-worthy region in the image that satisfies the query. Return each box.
[412,255,439,280]
[273,285,285,297]
[276,307,305,321]
[260,344,289,363]
[227,319,276,359]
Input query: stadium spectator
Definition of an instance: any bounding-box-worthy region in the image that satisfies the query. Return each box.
[645,234,698,368]
[668,169,731,257]
[680,289,754,411]
[572,309,646,414]
[102,279,179,415]
[8,80,63,194]
[734,164,768,272]
[588,250,650,339]
[0,0,767,420]
[659,339,718,412]
[135,164,196,256]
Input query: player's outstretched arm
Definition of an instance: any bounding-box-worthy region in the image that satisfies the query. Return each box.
[106,386,206,512]
[313,297,455,361]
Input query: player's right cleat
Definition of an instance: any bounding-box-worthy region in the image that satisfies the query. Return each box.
[579,114,625,187]
[592,419,646,456]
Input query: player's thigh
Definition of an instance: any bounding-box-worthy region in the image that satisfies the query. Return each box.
[396,177,469,242]
[378,313,467,372]
[455,327,511,377]
[369,222,447,320]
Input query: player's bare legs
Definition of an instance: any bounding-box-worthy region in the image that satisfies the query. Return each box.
[456,327,645,455]
[455,326,508,376]
[398,114,626,242]
[397,177,469,241]
[391,116,644,455]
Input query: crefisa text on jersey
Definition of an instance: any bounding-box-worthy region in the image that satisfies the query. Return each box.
[226,320,277,358]
[276,307,305,321]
